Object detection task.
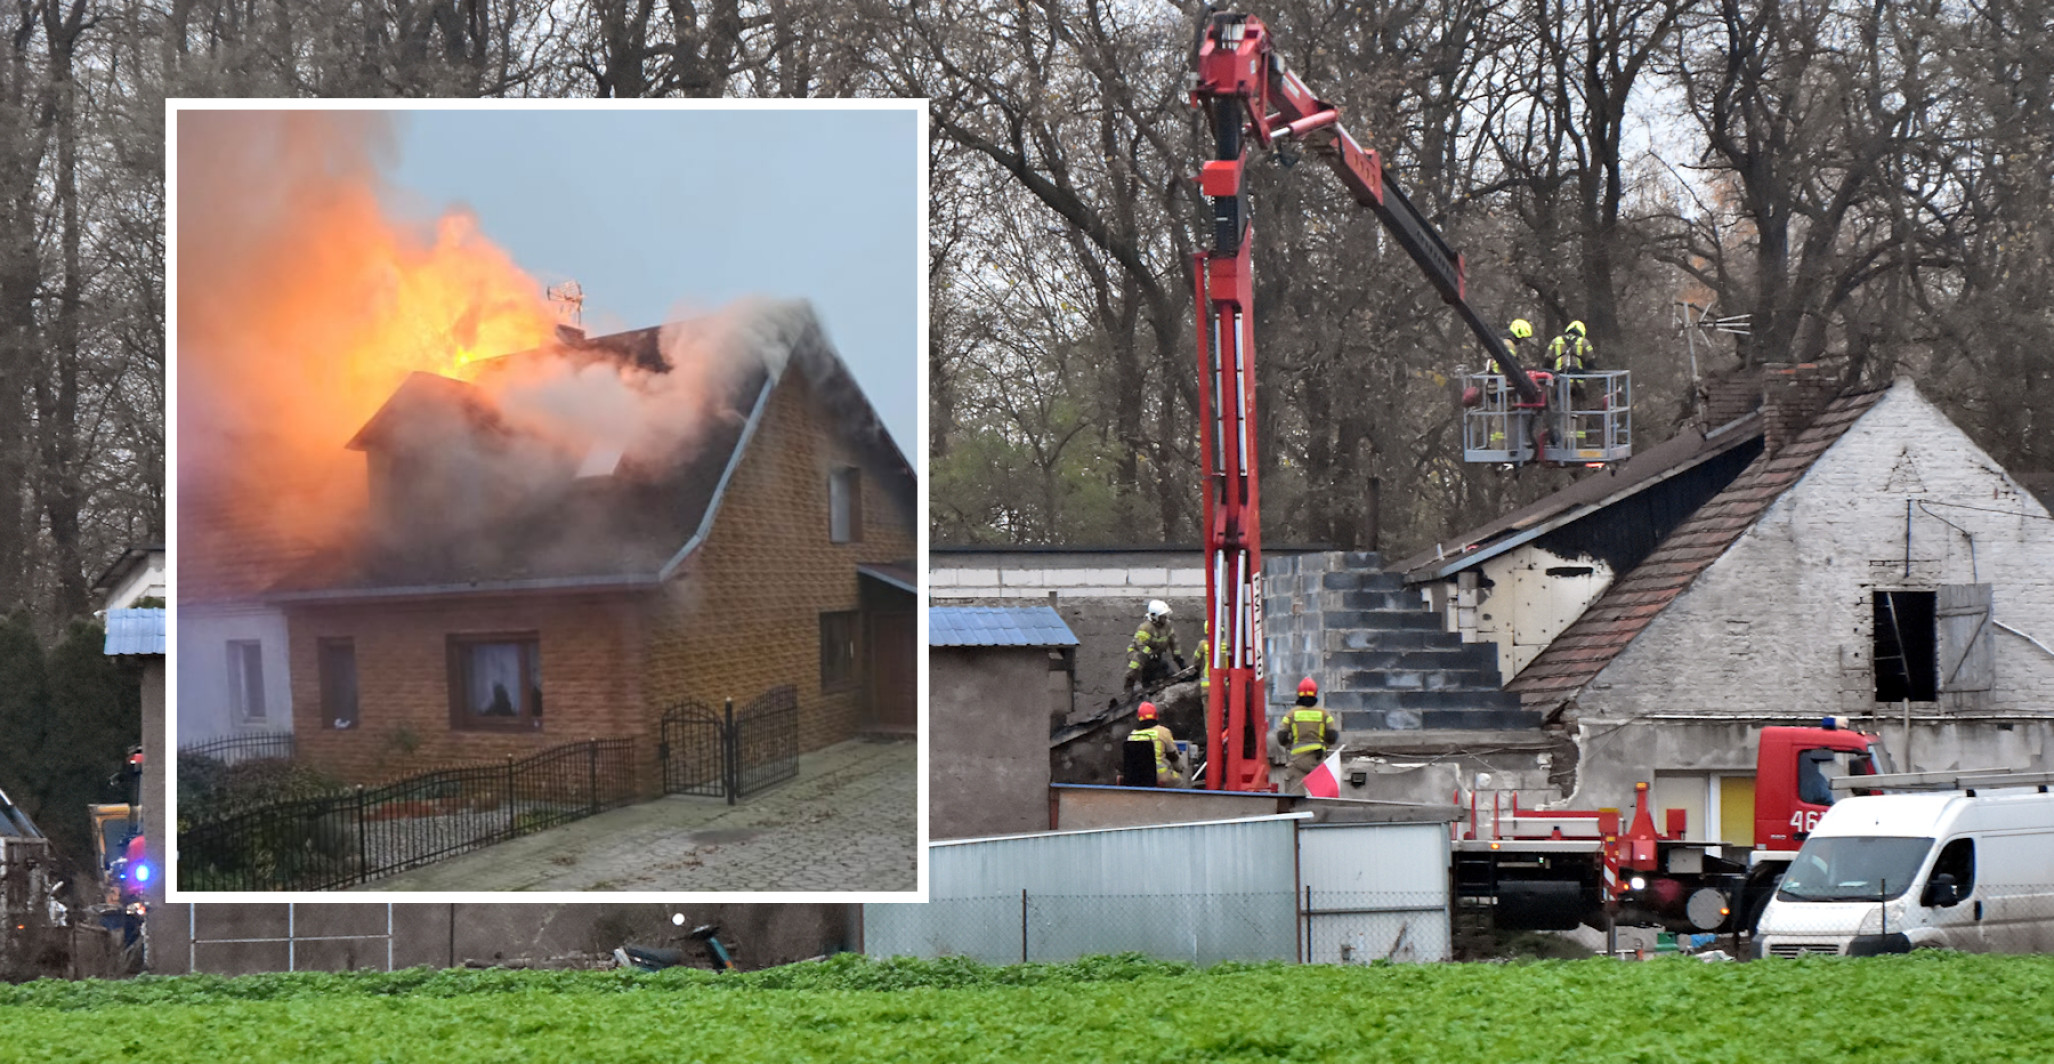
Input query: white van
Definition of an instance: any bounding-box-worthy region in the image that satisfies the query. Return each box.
[1754,786,2054,957]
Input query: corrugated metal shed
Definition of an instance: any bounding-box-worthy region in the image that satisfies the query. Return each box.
[865,814,1304,964]
[102,607,165,656]
[929,605,1078,648]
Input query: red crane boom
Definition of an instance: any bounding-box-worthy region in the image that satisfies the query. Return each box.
[1190,11,1547,791]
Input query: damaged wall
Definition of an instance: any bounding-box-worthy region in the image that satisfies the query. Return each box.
[1566,380,2054,810]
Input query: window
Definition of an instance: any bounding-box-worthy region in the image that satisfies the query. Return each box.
[227,640,266,721]
[1873,590,1937,702]
[829,467,862,543]
[448,634,542,730]
[1928,837,1975,903]
[820,611,859,691]
[319,639,360,730]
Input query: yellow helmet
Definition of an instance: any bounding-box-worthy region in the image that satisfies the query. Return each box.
[1509,319,1533,339]
[1567,320,1586,337]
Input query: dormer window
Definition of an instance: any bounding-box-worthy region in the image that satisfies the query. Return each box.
[829,467,862,543]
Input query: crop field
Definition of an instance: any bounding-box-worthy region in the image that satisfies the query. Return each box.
[1,952,2049,1064]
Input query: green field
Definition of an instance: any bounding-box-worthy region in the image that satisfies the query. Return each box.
[1,953,2048,1063]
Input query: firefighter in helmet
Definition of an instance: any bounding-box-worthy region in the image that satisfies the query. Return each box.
[1124,599,1184,695]
[1275,677,1340,795]
[1125,701,1185,788]
[1503,318,1536,364]
[1548,320,1594,372]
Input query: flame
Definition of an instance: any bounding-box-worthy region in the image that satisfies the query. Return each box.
[178,111,561,546]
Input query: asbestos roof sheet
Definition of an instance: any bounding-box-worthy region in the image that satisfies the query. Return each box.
[103,607,166,656]
[930,605,1078,648]
[1506,387,1889,715]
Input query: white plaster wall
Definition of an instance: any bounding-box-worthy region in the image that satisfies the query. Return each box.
[1471,545,1616,677]
[107,552,166,609]
[931,563,1206,601]
[1567,381,2054,806]
[175,605,295,745]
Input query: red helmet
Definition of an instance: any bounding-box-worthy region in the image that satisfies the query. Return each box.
[1297,677,1319,696]
[1136,701,1159,721]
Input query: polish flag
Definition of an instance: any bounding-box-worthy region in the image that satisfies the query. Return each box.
[1303,746,1345,799]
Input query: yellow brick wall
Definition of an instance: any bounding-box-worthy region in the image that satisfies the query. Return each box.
[641,369,916,750]
[288,593,647,787]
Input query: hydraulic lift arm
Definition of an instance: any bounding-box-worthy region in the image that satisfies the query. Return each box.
[1189,11,1546,792]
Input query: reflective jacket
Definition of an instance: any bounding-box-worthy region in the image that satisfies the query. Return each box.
[1548,334,1593,372]
[1128,724,1180,777]
[1126,617,1181,673]
[1276,706,1339,756]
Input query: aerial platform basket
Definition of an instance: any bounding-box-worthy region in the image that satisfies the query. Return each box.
[1462,370,1632,465]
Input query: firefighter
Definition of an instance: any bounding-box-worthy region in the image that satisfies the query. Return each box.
[1503,318,1535,364]
[1548,320,1594,372]
[1125,701,1185,788]
[1275,677,1340,795]
[1123,600,1184,695]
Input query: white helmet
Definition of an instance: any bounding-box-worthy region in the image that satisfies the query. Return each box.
[1146,599,1171,620]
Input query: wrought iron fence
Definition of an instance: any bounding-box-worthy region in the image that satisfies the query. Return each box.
[657,684,801,804]
[734,684,799,798]
[177,732,296,766]
[179,738,637,892]
[659,699,727,799]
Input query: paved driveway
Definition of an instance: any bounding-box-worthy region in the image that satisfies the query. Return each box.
[355,737,916,893]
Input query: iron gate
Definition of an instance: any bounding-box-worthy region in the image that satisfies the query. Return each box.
[658,685,801,803]
[659,699,729,798]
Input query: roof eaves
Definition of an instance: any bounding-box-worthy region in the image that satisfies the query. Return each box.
[268,572,660,605]
[655,372,779,582]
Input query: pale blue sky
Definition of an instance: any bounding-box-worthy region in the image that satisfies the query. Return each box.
[382,107,919,451]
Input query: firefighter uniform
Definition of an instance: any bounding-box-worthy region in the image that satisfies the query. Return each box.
[1275,701,1339,796]
[1548,323,1594,372]
[1124,615,1182,692]
[1127,720,1185,788]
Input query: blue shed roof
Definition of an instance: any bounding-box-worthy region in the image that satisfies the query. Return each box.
[929,605,1078,648]
[103,607,165,656]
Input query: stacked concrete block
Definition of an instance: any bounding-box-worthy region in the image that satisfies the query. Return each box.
[1265,551,1539,735]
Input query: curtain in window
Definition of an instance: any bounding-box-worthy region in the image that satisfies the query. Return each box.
[467,643,525,717]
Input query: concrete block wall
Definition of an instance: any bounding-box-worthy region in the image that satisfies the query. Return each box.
[1266,552,1537,735]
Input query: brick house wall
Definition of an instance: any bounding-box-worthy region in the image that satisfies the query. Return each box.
[1564,380,2054,810]
[288,592,646,785]
[642,368,916,751]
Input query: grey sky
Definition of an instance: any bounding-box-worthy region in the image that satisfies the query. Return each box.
[383,107,919,453]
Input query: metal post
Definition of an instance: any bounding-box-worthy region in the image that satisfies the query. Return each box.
[386,903,395,972]
[189,903,197,974]
[588,739,599,815]
[1304,884,1313,964]
[506,755,517,836]
[288,903,296,973]
[355,785,368,888]
[1606,907,1618,959]
[1021,888,1029,964]
[724,698,737,805]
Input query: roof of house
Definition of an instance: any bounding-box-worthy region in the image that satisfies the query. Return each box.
[858,563,918,594]
[271,302,909,601]
[930,605,1079,648]
[1505,386,1891,715]
[91,545,163,596]
[103,607,166,656]
[1393,410,1765,582]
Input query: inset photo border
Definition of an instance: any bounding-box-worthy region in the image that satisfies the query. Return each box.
[165,98,928,904]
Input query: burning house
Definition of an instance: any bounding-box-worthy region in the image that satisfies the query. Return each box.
[263,301,916,789]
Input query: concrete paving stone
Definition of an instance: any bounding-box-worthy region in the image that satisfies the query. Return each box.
[353,737,916,894]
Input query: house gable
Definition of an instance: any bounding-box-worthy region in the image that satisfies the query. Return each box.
[1562,379,2054,729]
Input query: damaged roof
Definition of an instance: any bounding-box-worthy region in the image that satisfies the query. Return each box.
[1393,409,1765,582]
[1505,386,1890,716]
[272,301,908,601]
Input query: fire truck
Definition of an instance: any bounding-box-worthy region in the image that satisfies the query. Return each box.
[1454,718,1885,934]
[1186,12,1632,794]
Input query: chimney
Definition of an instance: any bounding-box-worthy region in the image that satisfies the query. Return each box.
[1697,366,1764,430]
[1761,362,1841,454]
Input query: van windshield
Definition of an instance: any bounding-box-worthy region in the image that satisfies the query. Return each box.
[1778,837,1933,902]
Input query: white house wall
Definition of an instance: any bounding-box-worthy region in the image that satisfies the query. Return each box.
[175,604,294,746]
[1567,381,2054,808]
[1465,546,1617,677]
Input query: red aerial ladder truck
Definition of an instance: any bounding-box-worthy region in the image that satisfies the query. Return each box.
[1189,12,1632,791]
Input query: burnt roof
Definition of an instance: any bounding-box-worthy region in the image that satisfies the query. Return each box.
[1393,409,1765,582]
[1505,386,1890,716]
[272,301,903,601]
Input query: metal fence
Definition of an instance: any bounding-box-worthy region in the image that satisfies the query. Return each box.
[657,685,800,804]
[177,732,296,766]
[179,738,638,891]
